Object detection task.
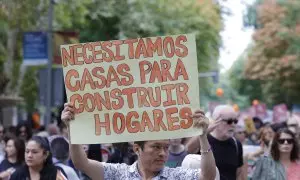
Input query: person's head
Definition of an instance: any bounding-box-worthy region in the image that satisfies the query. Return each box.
[169,138,182,147]
[258,125,275,146]
[270,128,299,162]
[16,122,32,141]
[133,140,169,172]
[287,114,300,134]
[25,136,52,168]
[234,126,246,143]
[47,124,59,136]
[253,117,263,129]
[212,105,239,139]
[50,136,69,162]
[5,137,25,164]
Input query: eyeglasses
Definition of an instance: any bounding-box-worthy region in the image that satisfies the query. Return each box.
[223,119,238,125]
[288,124,298,128]
[278,138,294,145]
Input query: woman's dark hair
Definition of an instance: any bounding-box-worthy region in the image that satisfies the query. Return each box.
[270,128,299,161]
[16,121,32,141]
[5,137,25,164]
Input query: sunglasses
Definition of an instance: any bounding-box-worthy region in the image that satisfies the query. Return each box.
[278,138,294,145]
[288,124,298,128]
[237,131,246,134]
[223,118,238,125]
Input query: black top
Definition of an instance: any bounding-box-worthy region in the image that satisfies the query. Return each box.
[206,134,243,180]
[10,164,67,180]
[0,159,22,172]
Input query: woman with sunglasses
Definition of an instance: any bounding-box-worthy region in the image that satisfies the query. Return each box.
[252,128,300,180]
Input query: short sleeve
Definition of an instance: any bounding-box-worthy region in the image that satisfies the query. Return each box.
[237,141,243,167]
[103,163,129,180]
[167,167,200,180]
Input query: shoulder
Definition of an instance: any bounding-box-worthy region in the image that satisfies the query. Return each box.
[163,166,200,180]
[103,162,131,179]
[103,162,130,171]
[10,166,28,180]
[0,159,7,170]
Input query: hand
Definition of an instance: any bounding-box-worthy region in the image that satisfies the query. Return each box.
[0,168,15,178]
[61,103,75,126]
[7,167,15,174]
[192,109,209,136]
[207,119,223,134]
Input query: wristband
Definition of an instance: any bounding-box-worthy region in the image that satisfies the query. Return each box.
[200,147,212,154]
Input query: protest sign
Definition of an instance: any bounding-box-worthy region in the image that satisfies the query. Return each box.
[61,34,201,144]
[273,104,288,123]
[253,103,267,119]
[247,107,256,117]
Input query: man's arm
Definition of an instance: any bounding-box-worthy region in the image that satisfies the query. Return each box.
[70,144,104,180]
[62,103,105,180]
[192,110,216,180]
[198,135,216,180]
[236,167,247,180]
[236,142,246,180]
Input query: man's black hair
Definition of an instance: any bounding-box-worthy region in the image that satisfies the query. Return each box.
[134,141,145,150]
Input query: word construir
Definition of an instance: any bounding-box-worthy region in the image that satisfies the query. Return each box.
[62,34,198,138]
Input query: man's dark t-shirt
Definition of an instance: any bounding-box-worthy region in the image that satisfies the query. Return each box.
[206,134,243,180]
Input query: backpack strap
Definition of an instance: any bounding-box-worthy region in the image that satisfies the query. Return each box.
[55,163,68,179]
[232,137,239,156]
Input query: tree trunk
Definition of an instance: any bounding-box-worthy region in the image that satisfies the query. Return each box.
[4,29,18,95]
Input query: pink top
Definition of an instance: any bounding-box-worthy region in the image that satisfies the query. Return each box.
[287,161,300,180]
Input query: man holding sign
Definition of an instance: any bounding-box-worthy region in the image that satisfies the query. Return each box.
[61,34,202,144]
[62,103,216,180]
[60,34,217,179]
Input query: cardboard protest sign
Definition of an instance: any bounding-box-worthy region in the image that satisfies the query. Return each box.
[61,34,201,144]
[273,104,288,123]
[253,103,267,119]
[247,107,256,118]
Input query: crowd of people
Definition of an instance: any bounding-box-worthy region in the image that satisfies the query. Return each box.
[0,104,298,179]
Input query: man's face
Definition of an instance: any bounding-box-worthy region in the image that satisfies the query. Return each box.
[235,130,246,143]
[216,111,238,139]
[137,140,169,172]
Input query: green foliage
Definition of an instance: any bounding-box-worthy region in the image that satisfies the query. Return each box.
[228,50,264,107]
[240,0,300,107]
[20,67,38,112]
[73,0,222,72]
